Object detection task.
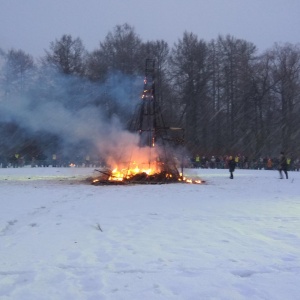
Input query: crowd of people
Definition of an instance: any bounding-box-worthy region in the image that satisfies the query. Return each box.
[1,152,299,176]
[189,154,300,172]
[0,153,105,169]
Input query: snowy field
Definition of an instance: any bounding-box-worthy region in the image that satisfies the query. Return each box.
[0,166,300,300]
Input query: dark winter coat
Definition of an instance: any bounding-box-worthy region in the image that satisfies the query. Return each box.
[279,154,288,171]
[228,159,236,172]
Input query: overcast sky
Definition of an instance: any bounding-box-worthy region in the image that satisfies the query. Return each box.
[1,0,300,58]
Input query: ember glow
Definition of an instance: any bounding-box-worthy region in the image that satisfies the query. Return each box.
[109,163,154,181]
[92,159,204,185]
[179,174,202,184]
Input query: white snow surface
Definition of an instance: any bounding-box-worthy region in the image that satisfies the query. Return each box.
[0,167,300,300]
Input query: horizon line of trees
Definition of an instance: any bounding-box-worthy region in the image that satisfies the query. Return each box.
[1,23,300,160]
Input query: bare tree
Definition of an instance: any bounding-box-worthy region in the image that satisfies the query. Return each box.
[99,23,143,75]
[86,49,109,82]
[44,34,86,76]
[269,43,300,155]
[87,24,144,121]
[169,32,210,154]
[1,49,35,97]
[249,51,278,156]
[0,49,36,156]
[210,35,257,154]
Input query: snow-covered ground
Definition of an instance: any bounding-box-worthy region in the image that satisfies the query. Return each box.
[0,166,300,300]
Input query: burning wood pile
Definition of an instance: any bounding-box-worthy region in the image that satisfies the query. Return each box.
[91,160,202,185]
[91,143,182,185]
[92,167,180,185]
[91,59,203,185]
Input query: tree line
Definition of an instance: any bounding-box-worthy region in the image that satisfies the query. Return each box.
[1,23,300,160]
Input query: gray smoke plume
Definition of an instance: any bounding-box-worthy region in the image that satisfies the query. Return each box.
[0,65,143,163]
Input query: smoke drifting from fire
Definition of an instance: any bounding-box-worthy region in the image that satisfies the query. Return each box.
[0,66,143,162]
[97,124,160,170]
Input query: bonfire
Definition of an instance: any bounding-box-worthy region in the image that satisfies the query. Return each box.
[91,146,203,185]
[91,59,203,185]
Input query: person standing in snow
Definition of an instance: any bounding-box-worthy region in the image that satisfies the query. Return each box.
[52,153,57,167]
[195,154,200,168]
[228,156,236,179]
[278,151,288,179]
[210,155,216,168]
